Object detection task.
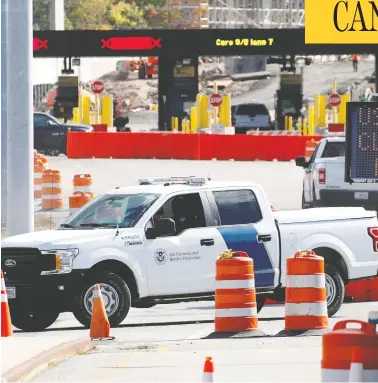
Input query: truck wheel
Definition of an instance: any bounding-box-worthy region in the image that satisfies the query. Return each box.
[256,295,265,313]
[325,264,345,318]
[72,271,131,328]
[10,306,59,331]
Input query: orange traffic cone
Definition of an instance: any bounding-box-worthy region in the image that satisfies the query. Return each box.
[1,271,13,337]
[89,284,113,340]
[348,347,364,382]
[202,356,215,382]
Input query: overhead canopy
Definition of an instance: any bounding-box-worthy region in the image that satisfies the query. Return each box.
[33,29,377,58]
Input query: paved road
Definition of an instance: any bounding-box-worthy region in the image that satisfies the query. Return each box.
[27,301,377,382]
[31,158,304,231]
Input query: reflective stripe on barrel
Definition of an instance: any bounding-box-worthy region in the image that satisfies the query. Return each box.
[215,253,259,332]
[73,174,92,193]
[285,250,329,331]
[42,170,64,209]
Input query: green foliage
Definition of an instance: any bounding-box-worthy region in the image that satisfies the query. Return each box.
[33,0,168,31]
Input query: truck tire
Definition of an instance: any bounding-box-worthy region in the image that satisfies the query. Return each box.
[72,271,131,328]
[256,295,265,313]
[10,306,59,331]
[325,264,345,318]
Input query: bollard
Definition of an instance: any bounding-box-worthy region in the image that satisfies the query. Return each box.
[101,95,113,128]
[223,94,232,127]
[174,117,179,131]
[338,93,350,125]
[331,80,338,124]
[314,93,327,128]
[283,250,329,334]
[196,94,202,130]
[190,107,197,133]
[297,117,303,135]
[200,95,209,128]
[288,116,293,132]
[82,96,91,125]
[72,107,80,123]
[303,118,308,136]
[307,105,315,135]
[215,250,262,334]
[181,119,186,133]
[321,320,378,382]
[284,115,289,131]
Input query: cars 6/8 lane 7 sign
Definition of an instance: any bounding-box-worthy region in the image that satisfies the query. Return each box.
[345,103,378,183]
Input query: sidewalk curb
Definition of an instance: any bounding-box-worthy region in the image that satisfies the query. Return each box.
[1,338,94,382]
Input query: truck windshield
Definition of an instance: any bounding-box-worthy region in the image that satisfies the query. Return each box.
[60,193,160,229]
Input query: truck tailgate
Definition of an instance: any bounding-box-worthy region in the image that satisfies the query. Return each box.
[324,158,377,190]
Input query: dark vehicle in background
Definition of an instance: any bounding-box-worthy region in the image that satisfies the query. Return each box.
[34,112,93,156]
[231,103,273,134]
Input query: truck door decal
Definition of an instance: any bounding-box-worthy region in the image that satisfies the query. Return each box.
[217,225,275,288]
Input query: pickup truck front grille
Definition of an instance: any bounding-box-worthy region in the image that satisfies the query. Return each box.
[1,247,56,282]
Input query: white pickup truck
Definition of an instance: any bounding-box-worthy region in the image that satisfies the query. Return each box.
[295,136,378,211]
[2,176,378,331]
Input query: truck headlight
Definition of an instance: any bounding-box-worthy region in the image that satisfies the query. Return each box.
[40,249,79,275]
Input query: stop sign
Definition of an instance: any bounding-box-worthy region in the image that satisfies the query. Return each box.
[328,93,341,107]
[209,93,223,107]
[91,81,104,94]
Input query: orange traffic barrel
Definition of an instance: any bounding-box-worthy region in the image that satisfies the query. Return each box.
[34,160,45,201]
[42,170,64,209]
[305,140,319,162]
[215,251,260,333]
[73,174,93,193]
[321,320,378,382]
[284,250,329,332]
[345,278,378,302]
[69,191,93,215]
[1,271,13,337]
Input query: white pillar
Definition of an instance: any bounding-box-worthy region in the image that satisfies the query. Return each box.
[49,0,65,30]
[1,0,8,227]
[7,0,34,236]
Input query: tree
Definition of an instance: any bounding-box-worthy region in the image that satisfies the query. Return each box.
[33,0,168,30]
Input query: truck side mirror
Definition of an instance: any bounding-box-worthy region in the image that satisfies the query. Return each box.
[295,156,308,168]
[145,218,176,239]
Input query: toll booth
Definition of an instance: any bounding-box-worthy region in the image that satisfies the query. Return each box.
[275,74,303,130]
[158,56,199,131]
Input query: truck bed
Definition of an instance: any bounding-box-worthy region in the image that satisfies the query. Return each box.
[273,207,377,224]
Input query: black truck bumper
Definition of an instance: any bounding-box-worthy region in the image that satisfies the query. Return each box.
[318,189,378,211]
[4,269,88,313]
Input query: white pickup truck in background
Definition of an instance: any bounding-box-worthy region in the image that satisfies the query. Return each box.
[2,177,378,331]
[296,136,378,212]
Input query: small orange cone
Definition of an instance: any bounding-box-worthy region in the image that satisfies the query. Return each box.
[89,284,112,340]
[1,271,13,337]
[202,356,215,382]
[348,347,364,382]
